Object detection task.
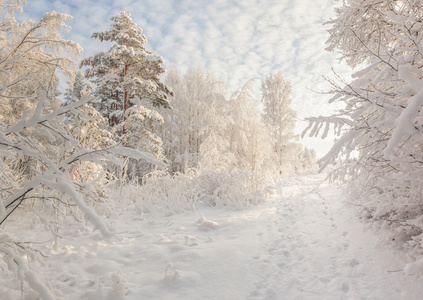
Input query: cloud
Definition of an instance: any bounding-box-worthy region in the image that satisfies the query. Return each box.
[15,0,353,157]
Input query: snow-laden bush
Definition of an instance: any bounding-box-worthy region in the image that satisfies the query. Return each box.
[116,170,274,214]
[191,170,274,208]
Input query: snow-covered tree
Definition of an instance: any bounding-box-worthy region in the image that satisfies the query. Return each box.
[66,100,116,190]
[161,67,227,173]
[261,72,300,174]
[0,2,82,187]
[152,71,274,209]
[80,8,172,180]
[62,71,116,189]
[304,0,423,256]
[198,89,233,172]
[228,80,273,173]
[162,69,305,176]
[80,8,171,133]
[63,71,92,105]
[298,147,318,173]
[0,3,164,298]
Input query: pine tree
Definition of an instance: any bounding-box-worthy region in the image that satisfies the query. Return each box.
[80,9,171,132]
[63,71,91,105]
[80,8,172,180]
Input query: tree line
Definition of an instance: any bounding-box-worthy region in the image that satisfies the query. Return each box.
[65,9,315,183]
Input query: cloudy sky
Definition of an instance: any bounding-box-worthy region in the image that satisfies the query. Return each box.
[17,0,352,157]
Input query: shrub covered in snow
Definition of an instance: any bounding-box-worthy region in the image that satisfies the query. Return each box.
[115,170,274,214]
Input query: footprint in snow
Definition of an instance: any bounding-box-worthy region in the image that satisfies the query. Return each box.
[184,235,199,246]
[349,258,360,267]
[342,282,350,293]
[197,213,219,231]
[163,262,180,282]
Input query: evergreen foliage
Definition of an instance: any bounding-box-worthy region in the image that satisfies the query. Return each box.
[80,8,172,181]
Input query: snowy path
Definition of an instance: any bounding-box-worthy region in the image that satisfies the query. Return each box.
[2,174,422,299]
[248,175,420,299]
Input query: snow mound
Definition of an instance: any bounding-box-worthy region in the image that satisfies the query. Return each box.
[404,258,423,277]
[196,213,219,230]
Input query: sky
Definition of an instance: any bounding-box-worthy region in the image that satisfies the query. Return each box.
[16,0,353,158]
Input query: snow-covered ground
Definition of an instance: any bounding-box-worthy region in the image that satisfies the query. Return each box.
[2,174,422,299]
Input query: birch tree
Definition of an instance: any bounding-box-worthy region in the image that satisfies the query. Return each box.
[161,67,227,173]
[261,72,299,174]
[228,80,273,173]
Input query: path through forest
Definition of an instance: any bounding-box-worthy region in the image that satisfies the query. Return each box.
[247,175,421,299]
[2,174,422,299]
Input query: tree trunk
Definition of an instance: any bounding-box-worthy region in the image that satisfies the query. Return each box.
[122,63,128,143]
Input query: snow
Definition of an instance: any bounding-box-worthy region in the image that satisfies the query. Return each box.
[107,147,167,169]
[2,174,422,299]
[385,89,423,155]
[40,176,113,239]
[0,245,56,300]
